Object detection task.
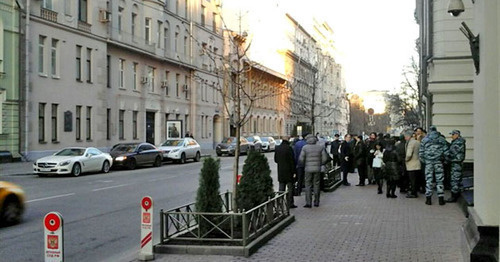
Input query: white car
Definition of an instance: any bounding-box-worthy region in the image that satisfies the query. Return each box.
[158,138,201,164]
[261,137,276,151]
[33,147,113,177]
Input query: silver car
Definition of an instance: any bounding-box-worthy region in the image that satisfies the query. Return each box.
[158,138,201,164]
[261,137,276,152]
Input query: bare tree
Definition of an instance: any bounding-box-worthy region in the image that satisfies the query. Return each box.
[386,56,422,129]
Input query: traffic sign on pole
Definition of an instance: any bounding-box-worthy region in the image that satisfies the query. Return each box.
[44,212,63,262]
[139,196,154,261]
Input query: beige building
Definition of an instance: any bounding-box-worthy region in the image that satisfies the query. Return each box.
[21,0,224,159]
[416,0,499,260]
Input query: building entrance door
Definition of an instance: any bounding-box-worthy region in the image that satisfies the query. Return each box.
[146,112,155,144]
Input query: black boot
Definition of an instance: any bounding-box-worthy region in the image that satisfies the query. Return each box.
[439,196,445,206]
[425,196,432,205]
[446,192,459,203]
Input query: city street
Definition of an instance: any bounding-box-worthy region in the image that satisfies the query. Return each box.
[0,154,276,261]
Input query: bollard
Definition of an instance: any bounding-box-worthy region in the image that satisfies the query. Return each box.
[139,196,154,261]
[44,212,64,262]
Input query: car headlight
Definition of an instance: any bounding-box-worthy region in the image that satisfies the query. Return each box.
[59,160,71,166]
[171,148,180,153]
[115,156,127,161]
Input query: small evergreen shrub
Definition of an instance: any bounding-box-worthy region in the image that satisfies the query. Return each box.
[236,150,274,211]
[195,157,223,234]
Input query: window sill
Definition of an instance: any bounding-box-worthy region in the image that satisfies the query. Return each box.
[119,138,126,140]
[52,140,60,144]
[87,81,93,84]
[86,139,93,142]
[76,79,83,83]
[39,73,48,78]
[76,139,83,142]
[119,87,126,91]
[52,75,60,79]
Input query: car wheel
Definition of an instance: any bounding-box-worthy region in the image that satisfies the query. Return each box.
[194,152,201,162]
[72,163,82,177]
[153,156,162,167]
[101,160,111,173]
[216,152,222,157]
[180,153,186,164]
[0,196,23,226]
[127,158,137,170]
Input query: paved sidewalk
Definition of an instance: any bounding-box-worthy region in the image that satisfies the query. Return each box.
[146,177,467,262]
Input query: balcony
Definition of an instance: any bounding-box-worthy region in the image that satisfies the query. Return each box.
[78,20,92,33]
[40,8,58,23]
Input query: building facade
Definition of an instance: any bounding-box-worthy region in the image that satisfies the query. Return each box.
[21,0,223,160]
[0,0,21,159]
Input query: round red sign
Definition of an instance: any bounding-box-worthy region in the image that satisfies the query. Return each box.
[141,196,152,211]
[44,213,61,232]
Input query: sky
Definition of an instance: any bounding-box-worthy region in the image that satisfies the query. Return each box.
[284,0,420,94]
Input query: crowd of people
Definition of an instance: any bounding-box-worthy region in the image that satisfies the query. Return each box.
[274,126,466,208]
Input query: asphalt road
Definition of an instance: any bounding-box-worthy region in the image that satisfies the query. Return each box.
[0,153,279,261]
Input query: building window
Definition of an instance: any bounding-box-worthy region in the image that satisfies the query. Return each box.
[174,31,179,53]
[106,108,111,140]
[76,45,82,81]
[185,0,189,19]
[157,21,162,48]
[78,0,88,22]
[147,66,155,93]
[119,110,125,139]
[201,6,205,27]
[38,103,46,142]
[119,59,124,88]
[86,106,92,140]
[164,25,169,53]
[176,0,179,14]
[43,0,52,10]
[176,73,180,97]
[50,39,59,77]
[38,36,46,75]
[133,62,138,90]
[76,106,81,140]
[145,18,152,44]
[118,7,123,34]
[51,104,58,142]
[64,1,71,15]
[86,48,92,82]
[184,35,188,58]
[201,115,204,139]
[164,71,170,96]
[184,75,189,100]
[106,55,111,87]
[133,111,138,139]
[212,12,217,33]
[131,13,137,40]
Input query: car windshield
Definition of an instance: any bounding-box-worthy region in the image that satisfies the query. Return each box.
[246,137,255,142]
[111,144,138,153]
[222,137,235,144]
[261,137,269,142]
[161,140,184,146]
[55,148,85,156]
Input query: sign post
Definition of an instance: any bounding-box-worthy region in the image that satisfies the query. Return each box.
[44,212,63,262]
[139,196,154,261]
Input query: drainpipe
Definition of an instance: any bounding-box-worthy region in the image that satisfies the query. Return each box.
[24,0,30,160]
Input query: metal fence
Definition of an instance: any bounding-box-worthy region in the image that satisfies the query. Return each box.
[159,191,289,246]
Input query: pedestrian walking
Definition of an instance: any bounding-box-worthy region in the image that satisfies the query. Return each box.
[445,130,466,202]
[298,134,329,208]
[365,132,377,184]
[353,134,367,186]
[339,134,354,186]
[383,139,400,198]
[404,130,421,198]
[274,137,298,208]
[330,134,341,167]
[419,126,449,205]
[293,134,308,195]
[372,142,384,194]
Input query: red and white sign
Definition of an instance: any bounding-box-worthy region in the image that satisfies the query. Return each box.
[44,212,63,262]
[138,196,154,261]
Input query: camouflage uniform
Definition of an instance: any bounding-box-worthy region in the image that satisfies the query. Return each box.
[446,136,466,194]
[419,130,449,197]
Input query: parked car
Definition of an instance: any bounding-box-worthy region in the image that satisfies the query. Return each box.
[275,138,283,147]
[110,142,162,170]
[245,136,263,152]
[34,147,113,177]
[216,137,250,156]
[261,137,276,152]
[158,138,201,164]
[0,181,25,226]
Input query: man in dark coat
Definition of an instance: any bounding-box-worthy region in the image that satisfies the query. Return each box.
[340,134,353,186]
[275,137,297,208]
[365,132,377,184]
[353,134,367,186]
[330,134,341,167]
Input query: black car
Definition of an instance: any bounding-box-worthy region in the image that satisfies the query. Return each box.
[110,142,162,170]
[216,137,250,156]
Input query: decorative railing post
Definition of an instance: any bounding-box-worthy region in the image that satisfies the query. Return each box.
[242,210,248,246]
[160,209,164,243]
[266,196,273,224]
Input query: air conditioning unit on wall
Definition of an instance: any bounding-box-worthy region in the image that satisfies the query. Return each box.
[99,9,111,22]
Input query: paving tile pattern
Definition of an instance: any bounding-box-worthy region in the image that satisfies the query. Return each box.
[152,177,467,262]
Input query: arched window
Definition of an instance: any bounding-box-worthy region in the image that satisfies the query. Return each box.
[174,26,180,54]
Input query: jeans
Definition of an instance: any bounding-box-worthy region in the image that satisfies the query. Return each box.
[305,172,321,206]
